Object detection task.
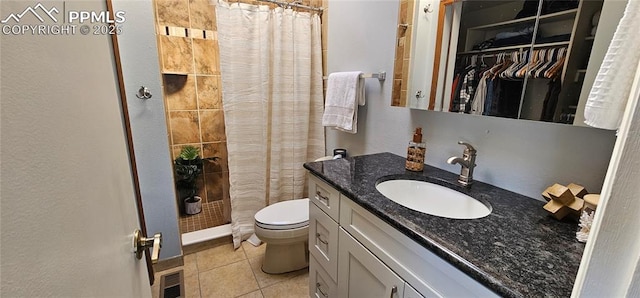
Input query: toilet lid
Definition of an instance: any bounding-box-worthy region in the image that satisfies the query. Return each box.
[255,198,309,230]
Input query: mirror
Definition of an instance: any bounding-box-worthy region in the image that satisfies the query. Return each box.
[392,0,626,126]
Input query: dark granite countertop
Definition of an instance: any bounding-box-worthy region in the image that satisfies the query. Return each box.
[303,152,584,298]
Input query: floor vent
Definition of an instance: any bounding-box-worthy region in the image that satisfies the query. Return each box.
[159,270,184,298]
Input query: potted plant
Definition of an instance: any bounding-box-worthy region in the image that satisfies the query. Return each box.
[174,145,204,215]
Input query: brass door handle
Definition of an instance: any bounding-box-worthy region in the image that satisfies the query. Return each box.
[133,229,162,264]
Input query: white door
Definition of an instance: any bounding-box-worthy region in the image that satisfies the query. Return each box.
[0,1,152,297]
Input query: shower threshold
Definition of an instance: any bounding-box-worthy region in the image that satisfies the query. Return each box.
[181,223,232,246]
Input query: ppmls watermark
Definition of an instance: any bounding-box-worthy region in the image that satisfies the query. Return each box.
[1,2,126,36]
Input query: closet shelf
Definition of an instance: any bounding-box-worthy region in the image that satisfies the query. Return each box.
[468,8,577,32]
[459,41,569,56]
[533,41,570,48]
[458,44,531,55]
[468,15,536,31]
[539,8,578,22]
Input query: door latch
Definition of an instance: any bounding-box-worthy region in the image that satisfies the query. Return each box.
[133,229,162,264]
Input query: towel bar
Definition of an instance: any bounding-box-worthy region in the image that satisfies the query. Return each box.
[322,71,386,82]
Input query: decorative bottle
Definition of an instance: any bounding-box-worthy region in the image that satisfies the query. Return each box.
[405,128,426,171]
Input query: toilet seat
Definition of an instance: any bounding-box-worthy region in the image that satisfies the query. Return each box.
[255,198,309,230]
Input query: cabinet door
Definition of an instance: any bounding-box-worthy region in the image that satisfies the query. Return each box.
[309,255,337,298]
[309,201,339,281]
[404,283,425,298]
[338,229,405,298]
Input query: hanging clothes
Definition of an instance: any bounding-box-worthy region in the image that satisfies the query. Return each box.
[470,71,489,115]
[496,80,524,118]
[483,77,496,116]
[458,68,478,113]
[540,76,562,121]
[455,47,566,119]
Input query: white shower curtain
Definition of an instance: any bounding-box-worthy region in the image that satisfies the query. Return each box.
[216,1,325,248]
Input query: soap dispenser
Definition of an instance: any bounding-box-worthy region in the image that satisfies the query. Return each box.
[405,128,426,171]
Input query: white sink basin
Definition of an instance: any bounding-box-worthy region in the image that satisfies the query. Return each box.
[375,179,491,219]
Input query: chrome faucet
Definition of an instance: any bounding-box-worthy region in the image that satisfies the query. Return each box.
[447,141,477,186]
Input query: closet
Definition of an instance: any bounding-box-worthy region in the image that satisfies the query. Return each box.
[443,0,604,123]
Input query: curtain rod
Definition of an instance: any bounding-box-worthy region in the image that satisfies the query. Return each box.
[240,0,324,12]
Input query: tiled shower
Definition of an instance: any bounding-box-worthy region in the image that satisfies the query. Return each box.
[152,0,327,235]
[154,0,230,234]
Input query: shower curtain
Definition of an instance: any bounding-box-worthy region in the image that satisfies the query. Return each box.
[216,1,325,248]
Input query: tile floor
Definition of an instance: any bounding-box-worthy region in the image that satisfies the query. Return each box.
[179,201,229,233]
[152,242,309,298]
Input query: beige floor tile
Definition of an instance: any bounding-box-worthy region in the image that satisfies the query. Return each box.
[183,253,198,276]
[199,260,259,298]
[242,241,266,259]
[237,290,264,298]
[196,243,246,272]
[261,273,309,298]
[184,271,201,298]
[248,256,307,289]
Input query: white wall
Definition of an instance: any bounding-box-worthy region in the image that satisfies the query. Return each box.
[326,0,616,199]
[111,0,182,260]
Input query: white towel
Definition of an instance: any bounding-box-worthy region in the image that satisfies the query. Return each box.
[322,71,365,134]
[584,0,640,130]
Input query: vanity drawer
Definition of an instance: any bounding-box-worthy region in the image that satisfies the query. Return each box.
[309,255,337,298]
[339,198,498,297]
[309,175,340,222]
[309,201,339,282]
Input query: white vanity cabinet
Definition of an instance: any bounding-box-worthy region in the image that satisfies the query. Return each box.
[308,175,499,298]
[309,175,340,298]
[338,228,407,298]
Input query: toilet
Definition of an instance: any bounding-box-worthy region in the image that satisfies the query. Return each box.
[253,156,337,274]
[254,198,310,274]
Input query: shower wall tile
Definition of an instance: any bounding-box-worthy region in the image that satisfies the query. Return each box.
[199,110,225,142]
[189,0,217,31]
[164,74,197,110]
[193,39,219,75]
[205,171,224,202]
[196,75,221,109]
[155,0,190,28]
[196,174,206,199]
[159,35,194,74]
[202,142,228,173]
[170,111,201,144]
[172,144,203,160]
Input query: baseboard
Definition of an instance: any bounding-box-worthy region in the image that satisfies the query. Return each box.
[153,255,184,272]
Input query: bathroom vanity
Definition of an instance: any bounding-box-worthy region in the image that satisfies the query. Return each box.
[305,153,583,297]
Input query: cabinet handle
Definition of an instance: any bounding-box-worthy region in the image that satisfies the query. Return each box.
[390,285,397,298]
[315,191,330,205]
[316,282,328,297]
[316,233,329,245]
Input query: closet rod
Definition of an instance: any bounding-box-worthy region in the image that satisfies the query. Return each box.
[243,0,324,12]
